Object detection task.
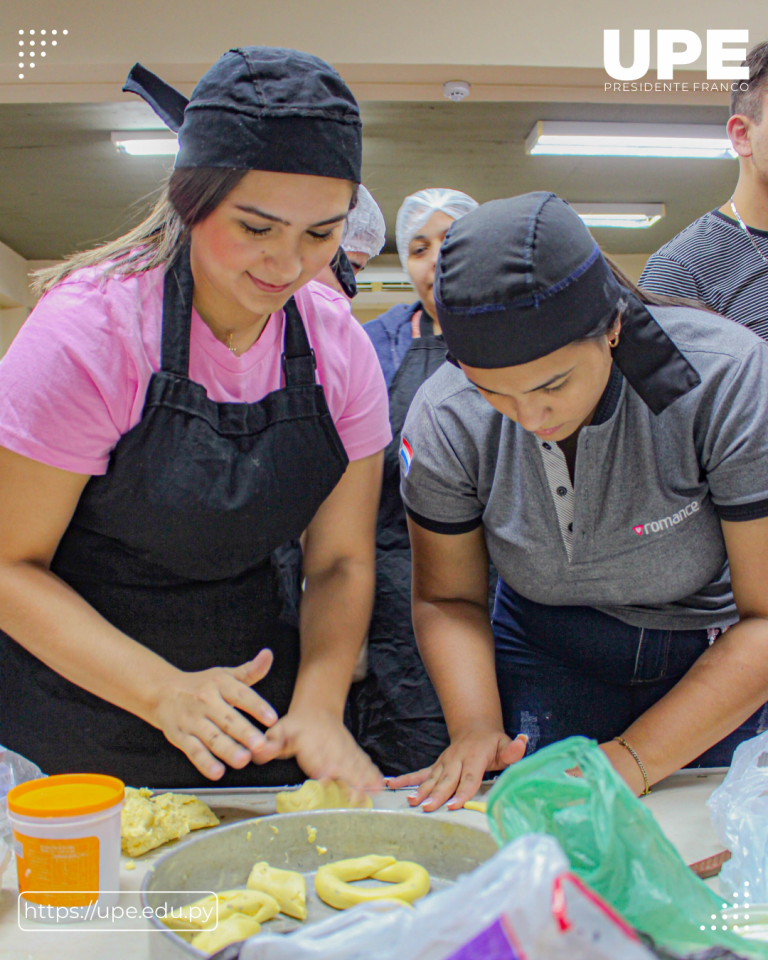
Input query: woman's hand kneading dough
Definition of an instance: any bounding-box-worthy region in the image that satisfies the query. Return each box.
[150,649,279,780]
[250,706,383,795]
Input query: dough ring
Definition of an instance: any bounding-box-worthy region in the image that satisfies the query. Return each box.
[314,854,430,910]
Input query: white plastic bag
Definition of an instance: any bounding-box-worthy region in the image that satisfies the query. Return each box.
[708,730,768,902]
[239,834,656,960]
[0,745,46,883]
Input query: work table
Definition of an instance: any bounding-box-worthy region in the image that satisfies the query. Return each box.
[0,770,728,960]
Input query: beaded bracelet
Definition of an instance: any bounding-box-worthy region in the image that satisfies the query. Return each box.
[614,736,651,796]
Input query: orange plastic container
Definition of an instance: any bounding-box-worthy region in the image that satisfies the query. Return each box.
[8,773,124,918]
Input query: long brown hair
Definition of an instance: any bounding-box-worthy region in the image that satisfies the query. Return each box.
[32,168,247,296]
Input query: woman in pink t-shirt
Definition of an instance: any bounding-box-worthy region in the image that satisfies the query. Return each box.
[0,49,391,790]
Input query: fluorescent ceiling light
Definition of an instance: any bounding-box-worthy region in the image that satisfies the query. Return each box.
[570,203,665,229]
[355,266,413,292]
[111,131,179,156]
[526,121,736,159]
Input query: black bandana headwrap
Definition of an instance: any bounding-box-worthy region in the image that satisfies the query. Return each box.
[123,47,362,296]
[434,193,700,415]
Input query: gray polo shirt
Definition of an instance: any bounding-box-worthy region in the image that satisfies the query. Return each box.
[400,305,768,630]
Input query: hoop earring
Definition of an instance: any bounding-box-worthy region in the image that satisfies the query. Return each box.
[608,334,620,348]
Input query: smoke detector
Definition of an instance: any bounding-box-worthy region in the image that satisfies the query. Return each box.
[443,81,471,102]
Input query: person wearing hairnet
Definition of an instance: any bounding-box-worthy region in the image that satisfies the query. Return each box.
[316,185,387,296]
[346,189,479,775]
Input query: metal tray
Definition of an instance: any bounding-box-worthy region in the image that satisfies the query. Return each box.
[141,809,497,959]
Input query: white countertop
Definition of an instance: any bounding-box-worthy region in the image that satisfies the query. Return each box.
[0,770,728,959]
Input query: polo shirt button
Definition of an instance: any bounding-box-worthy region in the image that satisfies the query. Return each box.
[542,442,552,450]
[556,486,568,496]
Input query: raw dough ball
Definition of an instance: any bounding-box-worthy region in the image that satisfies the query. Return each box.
[275,779,373,813]
[314,855,430,910]
[121,787,219,857]
[191,913,260,954]
[247,862,307,920]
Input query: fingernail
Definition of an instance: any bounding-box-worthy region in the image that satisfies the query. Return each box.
[234,748,251,764]
[248,733,265,751]
[264,709,278,725]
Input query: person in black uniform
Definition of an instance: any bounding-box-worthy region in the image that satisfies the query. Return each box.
[0,49,391,791]
[347,188,480,775]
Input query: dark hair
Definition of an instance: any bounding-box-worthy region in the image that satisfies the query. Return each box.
[580,254,713,341]
[731,40,768,121]
[33,169,358,296]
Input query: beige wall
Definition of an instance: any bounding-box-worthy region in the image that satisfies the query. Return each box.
[5,0,761,105]
[606,253,651,285]
[0,240,30,356]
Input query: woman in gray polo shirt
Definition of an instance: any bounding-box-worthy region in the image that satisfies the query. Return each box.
[392,192,768,810]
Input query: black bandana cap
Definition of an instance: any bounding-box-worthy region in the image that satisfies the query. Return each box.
[123,47,362,182]
[435,193,700,415]
[124,48,362,297]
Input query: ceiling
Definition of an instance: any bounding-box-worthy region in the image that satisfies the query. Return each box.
[0,97,734,261]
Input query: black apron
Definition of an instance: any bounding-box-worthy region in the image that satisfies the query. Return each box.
[347,309,451,775]
[0,246,348,788]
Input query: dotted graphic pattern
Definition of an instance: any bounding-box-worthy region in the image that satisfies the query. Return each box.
[17,27,68,79]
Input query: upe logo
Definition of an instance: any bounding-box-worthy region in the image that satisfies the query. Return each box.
[604,30,750,82]
[633,500,699,536]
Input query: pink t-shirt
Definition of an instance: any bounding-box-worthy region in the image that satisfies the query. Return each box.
[0,265,391,475]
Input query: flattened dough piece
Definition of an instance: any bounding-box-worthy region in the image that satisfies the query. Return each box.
[463,800,487,814]
[191,913,260,955]
[247,862,307,920]
[275,779,373,813]
[153,792,220,831]
[121,787,219,857]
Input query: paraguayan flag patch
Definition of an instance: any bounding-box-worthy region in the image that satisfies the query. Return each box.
[399,436,413,476]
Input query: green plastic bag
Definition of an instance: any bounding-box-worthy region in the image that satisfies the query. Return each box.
[486,736,768,958]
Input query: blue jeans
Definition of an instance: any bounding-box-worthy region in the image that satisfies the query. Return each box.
[492,578,768,766]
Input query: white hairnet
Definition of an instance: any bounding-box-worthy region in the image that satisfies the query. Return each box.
[395,188,479,270]
[341,185,387,259]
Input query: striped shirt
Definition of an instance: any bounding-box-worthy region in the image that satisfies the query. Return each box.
[639,210,768,342]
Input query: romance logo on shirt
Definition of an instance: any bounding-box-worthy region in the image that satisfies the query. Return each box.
[632,500,700,536]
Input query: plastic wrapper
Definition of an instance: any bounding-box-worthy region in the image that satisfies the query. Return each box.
[485,736,768,958]
[342,185,386,259]
[0,745,46,883]
[235,834,660,960]
[395,188,478,270]
[708,730,768,902]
